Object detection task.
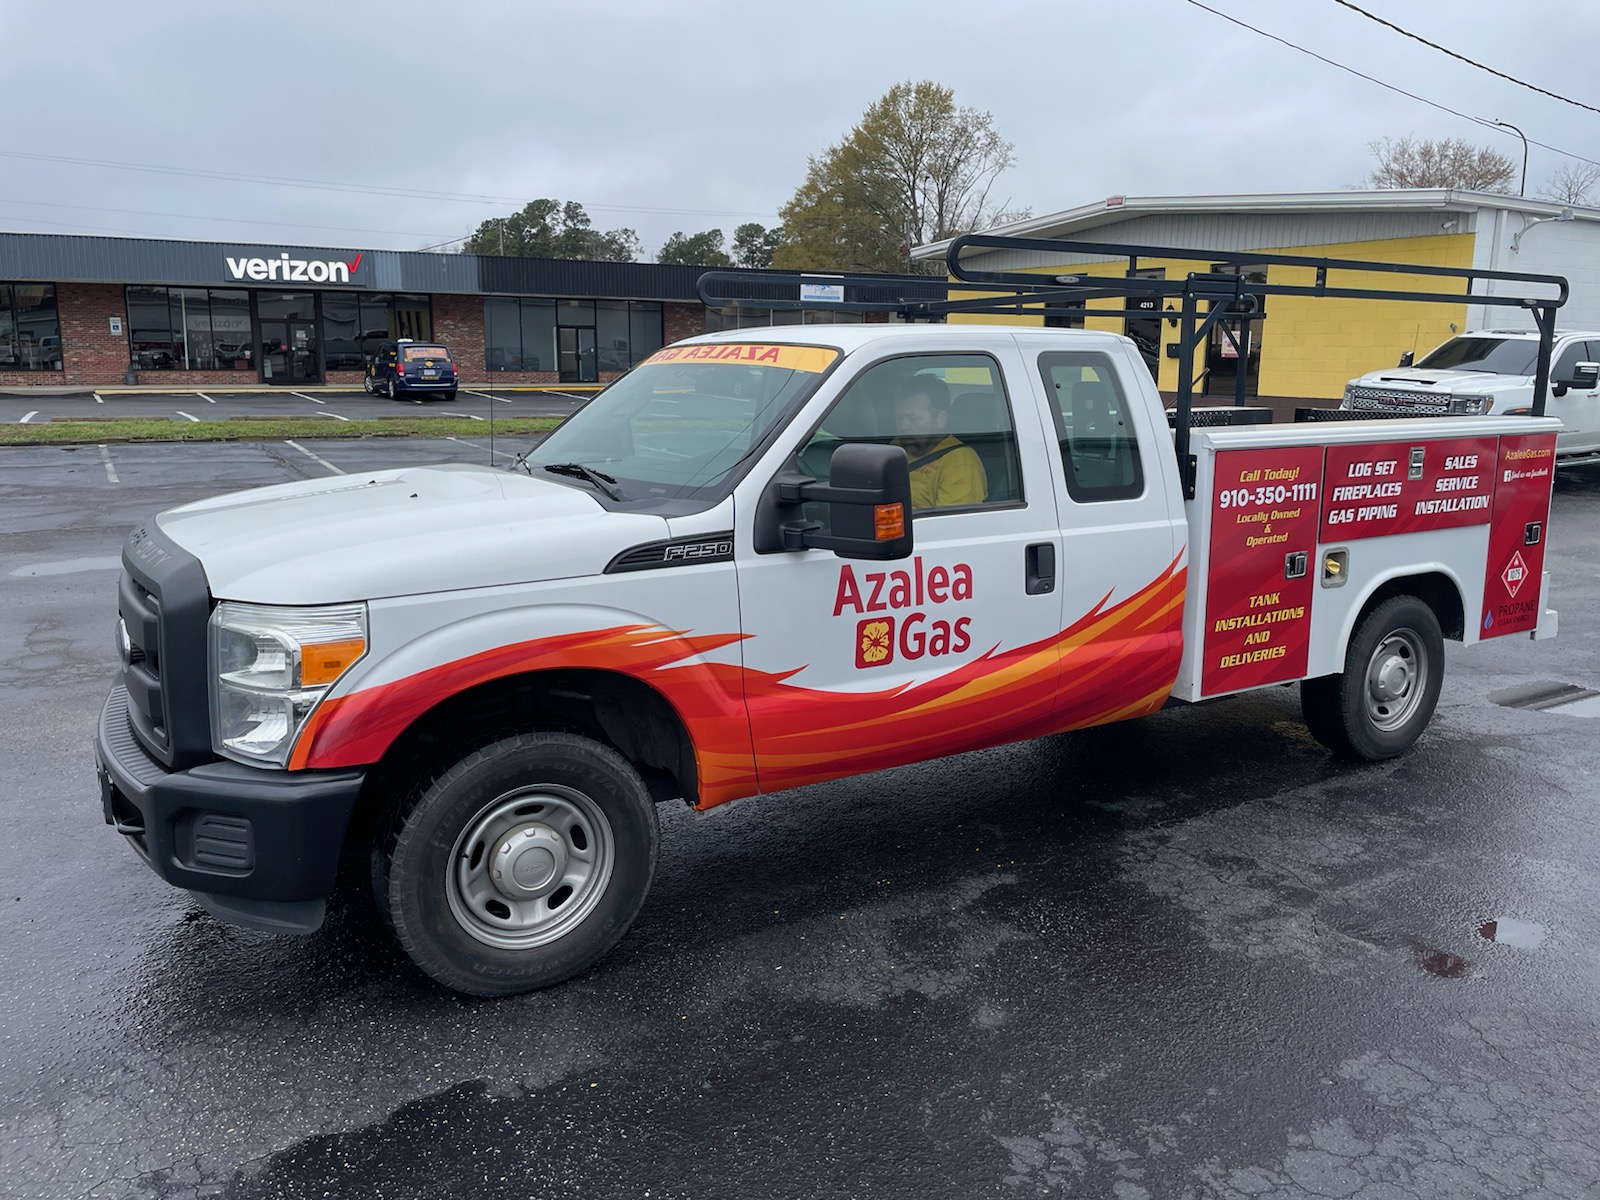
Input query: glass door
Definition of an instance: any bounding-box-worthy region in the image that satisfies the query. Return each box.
[558,326,597,383]
[259,320,319,384]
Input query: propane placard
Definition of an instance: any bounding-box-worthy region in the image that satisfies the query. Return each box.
[1481,433,1556,638]
[1202,446,1324,695]
[1320,437,1498,541]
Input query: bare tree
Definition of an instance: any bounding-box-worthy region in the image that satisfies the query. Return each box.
[1367,136,1517,192]
[1538,162,1600,206]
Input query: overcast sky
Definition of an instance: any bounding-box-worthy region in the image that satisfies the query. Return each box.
[7,0,1598,260]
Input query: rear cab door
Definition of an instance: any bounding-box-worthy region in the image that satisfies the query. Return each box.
[1019,334,1188,725]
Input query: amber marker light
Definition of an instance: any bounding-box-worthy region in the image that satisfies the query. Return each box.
[300,637,367,686]
[874,503,905,541]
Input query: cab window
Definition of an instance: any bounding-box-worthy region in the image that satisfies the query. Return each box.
[1038,351,1145,502]
[798,353,1022,515]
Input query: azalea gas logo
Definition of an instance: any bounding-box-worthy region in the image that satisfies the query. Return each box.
[225,251,363,284]
[837,558,973,667]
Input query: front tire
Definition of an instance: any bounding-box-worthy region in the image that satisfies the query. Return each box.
[1301,595,1444,760]
[376,732,659,996]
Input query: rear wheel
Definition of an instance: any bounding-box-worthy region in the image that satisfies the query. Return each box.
[1301,595,1444,760]
[375,732,659,996]
[442,389,458,402]
[387,377,398,400]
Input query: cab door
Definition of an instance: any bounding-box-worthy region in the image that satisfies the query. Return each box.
[732,346,1067,795]
[1547,338,1600,454]
[1025,342,1187,726]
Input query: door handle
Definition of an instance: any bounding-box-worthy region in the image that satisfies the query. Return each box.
[1025,542,1056,595]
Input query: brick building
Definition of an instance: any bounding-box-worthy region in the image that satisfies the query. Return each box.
[0,233,892,390]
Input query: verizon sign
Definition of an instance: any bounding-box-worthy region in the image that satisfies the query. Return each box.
[225,251,364,284]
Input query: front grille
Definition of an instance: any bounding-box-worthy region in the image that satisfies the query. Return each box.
[1346,385,1452,413]
[118,525,215,771]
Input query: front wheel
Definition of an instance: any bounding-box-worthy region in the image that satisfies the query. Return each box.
[376,732,659,996]
[1301,595,1444,760]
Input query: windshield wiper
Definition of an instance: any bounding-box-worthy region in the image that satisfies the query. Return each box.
[543,462,625,500]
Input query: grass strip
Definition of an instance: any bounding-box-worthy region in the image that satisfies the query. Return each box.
[0,416,563,446]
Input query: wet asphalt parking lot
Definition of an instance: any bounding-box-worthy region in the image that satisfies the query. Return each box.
[5,435,1600,1200]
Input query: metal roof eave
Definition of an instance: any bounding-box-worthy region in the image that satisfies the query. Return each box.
[914,189,1600,262]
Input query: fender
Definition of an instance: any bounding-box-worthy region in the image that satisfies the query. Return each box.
[1311,561,1468,679]
[288,604,756,802]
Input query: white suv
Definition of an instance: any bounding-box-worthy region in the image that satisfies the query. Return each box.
[1342,330,1600,462]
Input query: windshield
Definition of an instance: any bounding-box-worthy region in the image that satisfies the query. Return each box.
[403,345,451,361]
[1415,337,1538,375]
[526,343,840,502]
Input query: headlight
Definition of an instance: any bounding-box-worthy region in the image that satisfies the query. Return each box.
[208,602,367,766]
[1340,385,1355,410]
[1447,394,1493,415]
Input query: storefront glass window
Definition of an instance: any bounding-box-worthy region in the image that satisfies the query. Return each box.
[210,291,251,369]
[322,293,362,370]
[126,286,254,371]
[11,285,60,370]
[519,300,555,371]
[596,300,630,372]
[171,288,212,369]
[0,285,14,369]
[628,303,663,366]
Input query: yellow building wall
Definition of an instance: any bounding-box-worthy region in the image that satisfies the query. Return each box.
[1254,234,1471,400]
[947,233,1474,401]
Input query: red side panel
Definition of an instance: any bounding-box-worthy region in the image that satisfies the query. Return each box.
[1320,436,1499,540]
[1203,446,1325,695]
[1481,433,1557,638]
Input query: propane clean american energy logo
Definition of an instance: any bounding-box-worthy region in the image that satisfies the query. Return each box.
[225,251,363,283]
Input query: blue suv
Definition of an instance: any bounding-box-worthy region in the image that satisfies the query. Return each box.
[365,340,458,401]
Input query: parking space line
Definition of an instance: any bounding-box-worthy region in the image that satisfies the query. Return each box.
[463,389,511,404]
[98,445,119,483]
[284,440,345,475]
[20,410,37,423]
[93,392,104,403]
[464,413,485,421]
[319,412,352,422]
[292,392,325,405]
[445,435,518,460]
[176,411,200,422]
[195,392,216,404]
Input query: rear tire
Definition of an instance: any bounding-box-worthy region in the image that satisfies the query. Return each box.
[387,377,398,401]
[442,390,458,402]
[375,732,659,996]
[1301,595,1444,761]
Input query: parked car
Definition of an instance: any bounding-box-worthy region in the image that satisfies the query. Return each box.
[364,339,458,401]
[1342,329,1600,463]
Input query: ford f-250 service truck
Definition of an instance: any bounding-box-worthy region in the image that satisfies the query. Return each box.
[96,238,1567,995]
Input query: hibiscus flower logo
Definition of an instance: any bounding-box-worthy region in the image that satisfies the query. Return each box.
[856,617,895,668]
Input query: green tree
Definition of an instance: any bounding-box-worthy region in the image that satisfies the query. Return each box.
[731,222,784,268]
[1367,137,1517,192]
[656,229,734,266]
[461,199,642,261]
[773,81,1025,274]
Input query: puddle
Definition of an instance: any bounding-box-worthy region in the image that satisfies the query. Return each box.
[9,556,122,577]
[1478,918,1548,949]
[1488,681,1600,713]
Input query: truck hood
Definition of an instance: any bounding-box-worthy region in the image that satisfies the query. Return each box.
[1351,367,1531,393]
[155,463,669,603]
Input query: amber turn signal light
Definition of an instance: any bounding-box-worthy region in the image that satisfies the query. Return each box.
[873,503,905,541]
[299,637,367,686]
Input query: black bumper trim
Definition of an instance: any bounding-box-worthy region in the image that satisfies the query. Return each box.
[95,686,365,906]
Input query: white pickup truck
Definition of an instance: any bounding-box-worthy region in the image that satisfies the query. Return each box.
[96,249,1566,996]
[1342,328,1600,465]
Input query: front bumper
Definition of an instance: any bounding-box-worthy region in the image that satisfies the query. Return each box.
[95,685,365,933]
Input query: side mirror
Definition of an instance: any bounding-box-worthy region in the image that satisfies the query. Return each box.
[1573,362,1599,391]
[755,442,914,560]
[1397,350,1414,368]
